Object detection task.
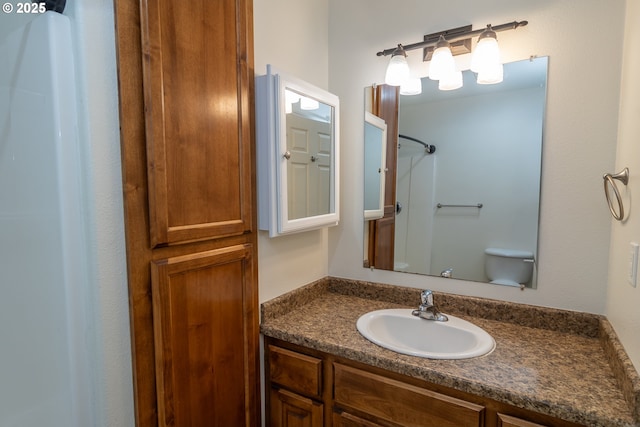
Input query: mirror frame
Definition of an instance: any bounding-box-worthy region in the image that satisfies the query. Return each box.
[256,65,340,237]
[364,111,387,220]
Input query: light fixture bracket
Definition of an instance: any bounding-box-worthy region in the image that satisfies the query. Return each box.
[423,25,473,61]
[391,44,407,58]
[478,24,498,41]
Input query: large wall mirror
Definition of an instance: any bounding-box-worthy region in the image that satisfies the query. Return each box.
[257,65,340,237]
[364,56,548,288]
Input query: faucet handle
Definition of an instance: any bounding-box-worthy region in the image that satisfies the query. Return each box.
[420,289,433,306]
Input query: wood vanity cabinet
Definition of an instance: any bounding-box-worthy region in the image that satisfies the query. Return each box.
[268,345,324,426]
[332,412,387,427]
[333,363,484,427]
[271,388,324,427]
[265,338,585,427]
[496,414,547,427]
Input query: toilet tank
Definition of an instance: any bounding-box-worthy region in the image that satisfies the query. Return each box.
[484,248,534,285]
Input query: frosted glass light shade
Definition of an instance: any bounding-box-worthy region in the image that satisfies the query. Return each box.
[285,89,300,113]
[477,64,504,84]
[385,54,410,86]
[428,46,455,81]
[438,70,463,91]
[471,36,501,74]
[400,77,422,95]
[285,89,300,104]
[300,96,320,110]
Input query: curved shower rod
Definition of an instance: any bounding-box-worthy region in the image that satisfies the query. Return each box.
[399,134,436,154]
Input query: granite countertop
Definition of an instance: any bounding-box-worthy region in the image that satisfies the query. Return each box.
[261,278,640,427]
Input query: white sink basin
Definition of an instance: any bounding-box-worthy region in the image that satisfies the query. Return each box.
[356,309,495,360]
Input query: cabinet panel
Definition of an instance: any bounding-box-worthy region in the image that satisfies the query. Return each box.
[368,212,395,270]
[269,345,323,398]
[334,363,484,427]
[497,413,547,427]
[151,245,256,427]
[116,0,258,424]
[141,0,254,246]
[270,388,323,427]
[333,411,388,427]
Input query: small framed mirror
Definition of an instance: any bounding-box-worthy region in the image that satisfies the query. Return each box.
[256,65,340,237]
[364,112,387,219]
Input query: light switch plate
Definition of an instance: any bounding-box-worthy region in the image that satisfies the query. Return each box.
[628,242,639,287]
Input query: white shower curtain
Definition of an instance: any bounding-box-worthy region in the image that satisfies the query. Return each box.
[0,12,88,427]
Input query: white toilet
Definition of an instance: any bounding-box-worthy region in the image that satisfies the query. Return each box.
[484,248,534,287]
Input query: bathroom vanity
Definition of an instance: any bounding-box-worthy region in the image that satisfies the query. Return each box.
[266,338,578,427]
[261,278,640,427]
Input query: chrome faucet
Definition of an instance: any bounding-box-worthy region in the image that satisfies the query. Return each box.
[412,290,448,322]
[440,268,453,278]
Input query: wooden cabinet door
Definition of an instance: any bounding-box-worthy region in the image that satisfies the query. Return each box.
[333,411,387,427]
[334,363,484,427]
[140,0,254,246]
[497,414,548,427]
[270,388,323,427]
[115,0,259,425]
[152,245,257,427]
[368,85,399,270]
[368,208,395,270]
[268,345,323,399]
[374,85,399,212]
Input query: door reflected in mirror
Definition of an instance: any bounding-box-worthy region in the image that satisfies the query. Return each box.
[285,89,334,220]
[364,57,548,288]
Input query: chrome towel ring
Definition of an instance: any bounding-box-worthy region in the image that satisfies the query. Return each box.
[603,167,629,221]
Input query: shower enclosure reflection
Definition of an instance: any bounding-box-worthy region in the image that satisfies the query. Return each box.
[365,57,548,288]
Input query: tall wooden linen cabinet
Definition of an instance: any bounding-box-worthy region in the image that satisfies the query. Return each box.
[113,0,260,426]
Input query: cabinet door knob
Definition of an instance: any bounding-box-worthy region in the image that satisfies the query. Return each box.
[283,151,291,160]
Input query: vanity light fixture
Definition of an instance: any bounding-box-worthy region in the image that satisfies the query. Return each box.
[300,96,320,110]
[438,70,463,91]
[471,25,503,84]
[285,89,300,114]
[377,20,527,91]
[384,44,411,86]
[400,76,422,95]
[284,89,320,112]
[428,35,456,81]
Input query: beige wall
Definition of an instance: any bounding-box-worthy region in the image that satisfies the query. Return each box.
[253,0,331,303]
[606,0,640,371]
[327,0,625,313]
